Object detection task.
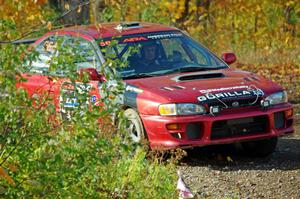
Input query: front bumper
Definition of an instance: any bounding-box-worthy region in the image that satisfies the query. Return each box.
[140,103,294,149]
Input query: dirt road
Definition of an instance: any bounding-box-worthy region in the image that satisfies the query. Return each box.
[179,105,300,198]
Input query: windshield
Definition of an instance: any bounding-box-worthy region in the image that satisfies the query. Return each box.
[99,31,228,79]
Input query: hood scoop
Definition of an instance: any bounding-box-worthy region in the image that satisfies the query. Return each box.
[173,73,224,82]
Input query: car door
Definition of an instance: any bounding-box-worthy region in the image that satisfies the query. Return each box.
[58,35,103,120]
[18,35,61,112]
[18,33,103,119]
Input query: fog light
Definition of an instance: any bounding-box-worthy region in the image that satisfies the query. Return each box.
[210,106,220,115]
[285,109,293,118]
[171,133,182,139]
[166,123,181,130]
[261,99,270,108]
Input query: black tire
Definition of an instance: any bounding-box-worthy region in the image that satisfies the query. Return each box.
[241,137,278,157]
[124,109,146,143]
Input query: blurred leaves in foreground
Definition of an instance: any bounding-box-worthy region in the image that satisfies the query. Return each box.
[0,22,177,198]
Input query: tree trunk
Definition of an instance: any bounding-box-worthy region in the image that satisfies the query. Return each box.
[48,0,90,25]
[284,5,296,36]
[91,0,106,23]
[195,0,211,33]
[175,0,190,29]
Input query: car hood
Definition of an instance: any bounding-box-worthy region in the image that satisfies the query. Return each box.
[124,68,283,104]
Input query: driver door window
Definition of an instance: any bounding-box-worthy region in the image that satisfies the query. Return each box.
[28,36,58,74]
[27,35,100,75]
[65,37,101,71]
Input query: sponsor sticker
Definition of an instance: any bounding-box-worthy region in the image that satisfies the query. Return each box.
[91,95,97,103]
[125,85,143,93]
[197,86,264,102]
[59,82,94,120]
[100,40,111,47]
[199,86,249,94]
[147,33,183,39]
[122,37,148,43]
[99,32,182,46]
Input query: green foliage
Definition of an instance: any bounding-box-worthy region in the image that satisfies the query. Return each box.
[0,21,177,198]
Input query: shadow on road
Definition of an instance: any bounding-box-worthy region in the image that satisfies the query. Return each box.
[181,137,300,171]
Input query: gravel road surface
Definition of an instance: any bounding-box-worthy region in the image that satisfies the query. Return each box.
[179,105,300,199]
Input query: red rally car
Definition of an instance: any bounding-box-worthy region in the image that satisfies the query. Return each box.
[19,22,294,156]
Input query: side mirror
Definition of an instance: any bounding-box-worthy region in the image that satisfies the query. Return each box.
[221,53,237,65]
[79,68,106,82]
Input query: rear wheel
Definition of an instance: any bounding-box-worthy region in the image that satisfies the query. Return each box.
[124,109,146,143]
[241,137,278,157]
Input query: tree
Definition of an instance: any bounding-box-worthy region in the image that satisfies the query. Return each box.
[91,0,106,23]
[48,0,90,25]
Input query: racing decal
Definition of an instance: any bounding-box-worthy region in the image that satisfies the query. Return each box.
[59,83,77,120]
[122,37,148,43]
[197,86,264,102]
[75,83,93,94]
[60,82,93,94]
[100,40,111,47]
[199,86,249,94]
[125,85,143,94]
[91,95,97,103]
[123,84,143,108]
[99,32,183,46]
[59,82,94,120]
[100,37,148,46]
[44,40,57,52]
[147,33,183,39]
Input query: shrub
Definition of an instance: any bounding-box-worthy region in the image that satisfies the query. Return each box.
[0,21,177,198]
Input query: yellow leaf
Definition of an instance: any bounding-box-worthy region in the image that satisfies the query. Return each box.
[27,14,35,21]
[226,156,233,162]
[77,5,82,13]
[285,37,290,44]
[256,5,261,12]
[143,0,149,5]
[64,3,70,10]
[47,21,52,30]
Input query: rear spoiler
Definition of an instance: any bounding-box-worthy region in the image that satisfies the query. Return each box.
[12,38,37,45]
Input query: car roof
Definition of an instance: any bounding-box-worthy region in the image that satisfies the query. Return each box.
[51,22,179,39]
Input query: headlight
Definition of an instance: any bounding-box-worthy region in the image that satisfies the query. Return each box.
[265,91,288,105]
[158,103,206,116]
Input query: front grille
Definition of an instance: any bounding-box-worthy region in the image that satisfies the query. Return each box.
[206,97,262,109]
[274,111,285,129]
[211,116,268,140]
[186,123,202,140]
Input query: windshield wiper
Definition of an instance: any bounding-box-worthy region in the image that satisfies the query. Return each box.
[122,73,156,80]
[164,65,227,75]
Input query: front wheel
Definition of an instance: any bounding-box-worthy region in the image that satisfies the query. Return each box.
[241,137,278,157]
[124,109,146,143]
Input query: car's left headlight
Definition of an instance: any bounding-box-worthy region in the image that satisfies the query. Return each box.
[158,103,206,116]
[265,91,288,105]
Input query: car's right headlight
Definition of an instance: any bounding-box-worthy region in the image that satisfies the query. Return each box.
[265,91,288,105]
[158,103,206,116]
